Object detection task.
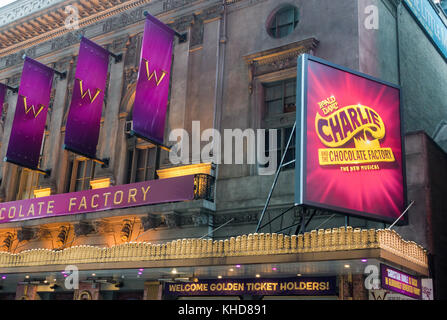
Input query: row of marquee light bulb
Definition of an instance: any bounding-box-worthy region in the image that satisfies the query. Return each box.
[0,259,370,282]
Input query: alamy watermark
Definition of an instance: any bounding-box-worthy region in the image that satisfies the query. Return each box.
[364,4,379,30]
[64,265,79,289]
[168,121,280,175]
[64,5,80,30]
[364,264,381,290]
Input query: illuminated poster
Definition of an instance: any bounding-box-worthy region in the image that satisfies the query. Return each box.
[295,54,406,223]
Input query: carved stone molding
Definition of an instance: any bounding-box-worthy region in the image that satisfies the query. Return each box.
[243,38,319,94]
[124,66,139,89]
[111,35,130,53]
[162,0,197,12]
[74,221,98,237]
[162,212,180,228]
[191,212,209,227]
[167,14,194,33]
[0,0,66,28]
[17,227,38,242]
[140,214,161,231]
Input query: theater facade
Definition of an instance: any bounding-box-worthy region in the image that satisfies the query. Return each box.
[0,0,446,300]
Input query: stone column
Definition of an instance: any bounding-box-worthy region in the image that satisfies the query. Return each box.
[0,88,18,201]
[352,274,368,300]
[143,281,162,300]
[39,57,71,193]
[96,37,127,184]
[338,275,353,300]
[159,17,192,167]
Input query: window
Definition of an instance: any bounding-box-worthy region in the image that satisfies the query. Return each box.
[126,147,158,183]
[262,78,297,171]
[268,5,299,38]
[15,169,40,200]
[264,78,296,116]
[68,158,96,192]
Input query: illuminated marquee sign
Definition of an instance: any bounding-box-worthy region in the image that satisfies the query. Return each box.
[0,175,194,224]
[381,264,421,299]
[164,277,337,297]
[295,54,406,223]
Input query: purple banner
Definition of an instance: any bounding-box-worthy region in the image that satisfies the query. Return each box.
[164,277,337,297]
[64,37,109,159]
[0,175,195,224]
[132,14,174,146]
[0,83,6,118]
[6,57,54,169]
[381,264,422,299]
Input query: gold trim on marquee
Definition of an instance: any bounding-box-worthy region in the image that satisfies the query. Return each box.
[0,228,427,269]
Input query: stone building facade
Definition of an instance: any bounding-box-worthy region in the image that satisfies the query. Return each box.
[0,0,445,300]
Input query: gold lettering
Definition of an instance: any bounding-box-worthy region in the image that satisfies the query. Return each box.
[91,194,99,208]
[78,196,87,210]
[22,95,45,118]
[47,201,55,214]
[78,79,101,103]
[141,186,151,201]
[114,191,123,205]
[37,202,45,215]
[128,188,137,203]
[27,204,35,217]
[69,198,77,212]
[103,192,111,206]
[18,205,24,217]
[143,59,167,86]
[0,208,6,220]
[8,207,16,219]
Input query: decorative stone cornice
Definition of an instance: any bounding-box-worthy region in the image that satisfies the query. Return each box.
[0,0,265,72]
[243,38,319,94]
[0,0,66,28]
[0,228,428,270]
[0,0,151,62]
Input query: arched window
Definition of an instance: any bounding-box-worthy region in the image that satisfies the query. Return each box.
[267,5,300,38]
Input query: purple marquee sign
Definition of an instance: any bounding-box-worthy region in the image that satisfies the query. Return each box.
[132,14,174,146]
[381,264,422,299]
[164,277,337,297]
[0,175,195,224]
[6,57,54,170]
[64,37,110,159]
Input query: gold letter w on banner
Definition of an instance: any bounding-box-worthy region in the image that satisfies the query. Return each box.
[78,79,101,103]
[143,58,167,86]
[22,96,45,118]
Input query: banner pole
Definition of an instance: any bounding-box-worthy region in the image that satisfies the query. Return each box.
[143,11,187,43]
[63,145,109,168]
[387,200,414,230]
[22,55,66,79]
[78,35,123,63]
[3,157,51,176]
